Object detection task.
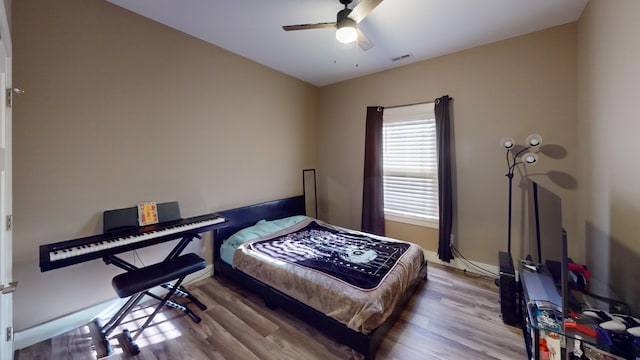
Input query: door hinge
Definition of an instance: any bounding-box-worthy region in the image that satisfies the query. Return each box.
[6,326,12,342]
[5,214,11,231]
[5,88,11,108]
[6,88,24,108]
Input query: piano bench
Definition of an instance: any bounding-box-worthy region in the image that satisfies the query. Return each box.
[103,253,206,355]
[112,253,205,298]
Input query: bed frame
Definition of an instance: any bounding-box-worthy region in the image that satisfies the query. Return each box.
[212,195,428,360]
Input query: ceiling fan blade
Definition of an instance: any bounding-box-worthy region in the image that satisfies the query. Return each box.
[357,28,374,51]
[282,22,336,31]
[349,0,383,24]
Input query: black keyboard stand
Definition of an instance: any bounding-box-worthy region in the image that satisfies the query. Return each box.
[97,233,206,356]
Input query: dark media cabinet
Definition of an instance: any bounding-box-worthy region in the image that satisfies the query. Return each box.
[499,251,520,325]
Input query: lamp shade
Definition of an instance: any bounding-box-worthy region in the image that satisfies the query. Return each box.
[522,152,539,165]
[336,25,357,43]
[526,133,543,147]
[500,136,515,149]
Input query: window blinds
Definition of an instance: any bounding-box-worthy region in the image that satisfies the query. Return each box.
[382,103,439,226]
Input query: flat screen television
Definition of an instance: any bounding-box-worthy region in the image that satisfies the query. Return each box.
[527,180,569,318]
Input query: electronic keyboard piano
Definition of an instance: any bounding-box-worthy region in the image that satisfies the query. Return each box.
[39,207,228,272]
[38,202,229,355]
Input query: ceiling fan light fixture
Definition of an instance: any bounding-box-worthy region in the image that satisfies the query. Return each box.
[336,24,357,44]
[336,9,357,44]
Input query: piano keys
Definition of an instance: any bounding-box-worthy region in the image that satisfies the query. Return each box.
[39,209,228,272]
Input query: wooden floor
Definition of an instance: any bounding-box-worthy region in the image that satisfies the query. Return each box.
[15,263,526,360]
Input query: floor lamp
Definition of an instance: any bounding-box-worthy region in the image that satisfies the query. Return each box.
[500,134,542,255]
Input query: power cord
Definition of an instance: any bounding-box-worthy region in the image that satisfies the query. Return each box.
[450,245,499,278]
[133,250,146,267]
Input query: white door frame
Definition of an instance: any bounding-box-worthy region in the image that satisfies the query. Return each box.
[0,0,13,358]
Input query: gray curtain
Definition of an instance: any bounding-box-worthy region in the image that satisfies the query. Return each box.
[435,95,454,262]
[361,106,385,236]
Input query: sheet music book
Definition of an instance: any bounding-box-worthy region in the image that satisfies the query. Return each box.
[137,201,159,226]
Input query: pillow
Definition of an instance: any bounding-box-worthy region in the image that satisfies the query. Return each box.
[269,215,309,229]
[224,215,308,248]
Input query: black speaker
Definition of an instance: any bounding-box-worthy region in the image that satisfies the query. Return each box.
[498,251,519,325]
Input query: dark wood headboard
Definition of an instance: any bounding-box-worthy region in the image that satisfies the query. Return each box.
[212,196,305,268]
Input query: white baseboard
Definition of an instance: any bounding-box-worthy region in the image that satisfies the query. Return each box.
[423,249,500,277]
[14,264,214,350]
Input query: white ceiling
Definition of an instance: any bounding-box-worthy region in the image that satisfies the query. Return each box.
[106,0,588,87]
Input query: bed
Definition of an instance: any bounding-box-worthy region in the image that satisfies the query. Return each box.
[212,196,428,359]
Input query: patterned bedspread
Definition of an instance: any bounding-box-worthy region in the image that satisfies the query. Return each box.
[232,218,425,334]
[249,221,410,290]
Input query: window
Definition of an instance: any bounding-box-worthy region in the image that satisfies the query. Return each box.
[382,103,438,228]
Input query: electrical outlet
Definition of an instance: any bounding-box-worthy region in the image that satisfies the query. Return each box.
[449,234,454,246]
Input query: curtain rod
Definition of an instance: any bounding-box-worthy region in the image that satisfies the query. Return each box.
[383,96,453,110]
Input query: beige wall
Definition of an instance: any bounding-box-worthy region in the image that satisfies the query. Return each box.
[317,24,579,268]
[576,0,640,311]
[14,0,639,336]
[12,0,318,330]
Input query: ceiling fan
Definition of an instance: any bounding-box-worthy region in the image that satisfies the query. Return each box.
[282,0,383,51]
